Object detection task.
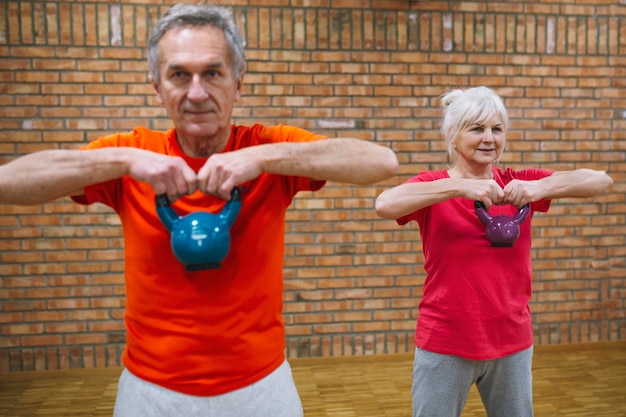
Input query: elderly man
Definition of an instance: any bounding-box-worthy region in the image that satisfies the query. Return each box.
[0,4,398,417]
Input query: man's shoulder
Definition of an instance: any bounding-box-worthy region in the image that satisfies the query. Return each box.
[89,127,171,149]
[131,126,171,141]
[232,123,318,144]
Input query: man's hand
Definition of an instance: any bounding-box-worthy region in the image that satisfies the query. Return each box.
[126,149,198,202]
[196,147,263,200]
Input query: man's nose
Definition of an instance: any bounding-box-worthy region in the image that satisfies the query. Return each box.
[187,75,209,101]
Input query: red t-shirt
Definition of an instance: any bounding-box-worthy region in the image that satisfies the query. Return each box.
[73,124,326,395]
[397,167,552,360]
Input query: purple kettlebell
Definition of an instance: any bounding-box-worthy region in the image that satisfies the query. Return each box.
[474,201,530,247]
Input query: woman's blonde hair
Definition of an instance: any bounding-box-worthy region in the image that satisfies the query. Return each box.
[439,86,508,163]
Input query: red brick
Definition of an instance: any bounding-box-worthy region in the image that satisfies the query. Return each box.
[1,1,624,371]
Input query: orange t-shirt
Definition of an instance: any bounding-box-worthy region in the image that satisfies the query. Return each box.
[73,124,326,395]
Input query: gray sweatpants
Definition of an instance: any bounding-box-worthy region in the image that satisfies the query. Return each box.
[113,360,303,417]
[412,346,534,417]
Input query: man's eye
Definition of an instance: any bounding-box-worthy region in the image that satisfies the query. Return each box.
[168,71,190,82]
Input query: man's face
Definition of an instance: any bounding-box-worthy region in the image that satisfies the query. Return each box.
[151,25,243,155]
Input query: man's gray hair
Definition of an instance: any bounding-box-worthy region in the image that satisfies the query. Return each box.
[147,4,246,84]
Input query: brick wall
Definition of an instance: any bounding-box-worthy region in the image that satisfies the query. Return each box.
[0,0,624,371]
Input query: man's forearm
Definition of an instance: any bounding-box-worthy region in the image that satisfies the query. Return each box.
[0,149,129,205]
[258,138,399,185]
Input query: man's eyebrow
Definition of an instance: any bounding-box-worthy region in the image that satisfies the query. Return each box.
[167,62,225,71]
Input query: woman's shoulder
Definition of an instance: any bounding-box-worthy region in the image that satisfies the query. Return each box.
[408,169,448,183]
[494,166,553,182]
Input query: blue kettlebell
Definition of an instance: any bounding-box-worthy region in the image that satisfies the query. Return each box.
[156,187,242,271]
[475,201,530,247]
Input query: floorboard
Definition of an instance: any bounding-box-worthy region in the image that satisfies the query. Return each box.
[1,342,625,417]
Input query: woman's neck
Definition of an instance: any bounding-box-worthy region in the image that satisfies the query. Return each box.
[447,165,494,179]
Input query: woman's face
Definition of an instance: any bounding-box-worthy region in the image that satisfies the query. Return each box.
[452,114,506,168]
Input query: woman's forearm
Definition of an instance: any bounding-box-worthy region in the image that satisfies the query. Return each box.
[376,179,464,220]
[537,169,613,200]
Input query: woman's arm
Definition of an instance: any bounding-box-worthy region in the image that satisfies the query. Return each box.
[502,169,614,207]
[375,177,505,220]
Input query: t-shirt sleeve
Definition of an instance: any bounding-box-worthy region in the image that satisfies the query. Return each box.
[70,132,134,208]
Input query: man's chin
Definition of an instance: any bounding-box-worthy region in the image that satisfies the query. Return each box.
[178,124,225,142]
[180,120,216,133]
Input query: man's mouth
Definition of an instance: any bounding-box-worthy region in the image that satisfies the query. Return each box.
[186,110,213,115]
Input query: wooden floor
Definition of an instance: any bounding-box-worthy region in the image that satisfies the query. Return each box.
[1,342,625,417]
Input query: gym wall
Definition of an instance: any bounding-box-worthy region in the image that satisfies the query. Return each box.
[0,0,624,371]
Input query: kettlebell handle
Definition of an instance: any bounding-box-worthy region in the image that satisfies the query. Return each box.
[229,186,241,202]
[474,201,530,225]
[156,193,170,208]
[156,186,241,208]
[156,186,241,233]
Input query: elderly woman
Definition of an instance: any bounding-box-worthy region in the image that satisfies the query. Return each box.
[375,86,613,417]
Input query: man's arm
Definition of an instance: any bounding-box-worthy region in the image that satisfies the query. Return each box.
[257,138,399,184]
[197,138,399,199]
[0,148,197,205]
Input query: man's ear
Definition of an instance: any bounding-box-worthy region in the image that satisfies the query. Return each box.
[234,73,245,102]
[150,77,165,105]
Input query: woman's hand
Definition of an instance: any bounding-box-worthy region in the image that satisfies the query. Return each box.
[460,178,505,209]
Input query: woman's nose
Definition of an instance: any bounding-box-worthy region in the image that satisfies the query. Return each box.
[483,128,495,142]
[187,76,209,101]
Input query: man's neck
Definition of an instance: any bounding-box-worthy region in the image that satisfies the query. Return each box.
[176,130,231,158]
